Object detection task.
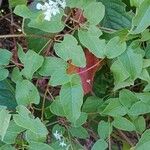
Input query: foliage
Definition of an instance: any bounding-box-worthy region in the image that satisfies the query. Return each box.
[0,0,150,149]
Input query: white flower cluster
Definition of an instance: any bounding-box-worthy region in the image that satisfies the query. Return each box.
[53,130,68,148]
[36,0,66,21]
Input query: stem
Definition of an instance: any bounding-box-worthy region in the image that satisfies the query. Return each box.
[118,130,134,147]
[77,59,103,75]
[0,34,51,39]
[0,34,25,38]
[0,13,11,21]
[11,60,24,67]
[98,26,116,33]
[46,121,59,127]
[38,39,53,54]
[41,85,49,121]
[47,89,55,101]
[22,18,25,34]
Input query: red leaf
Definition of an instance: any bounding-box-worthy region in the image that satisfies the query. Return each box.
[66,9,103,94]
[77,49,102,94]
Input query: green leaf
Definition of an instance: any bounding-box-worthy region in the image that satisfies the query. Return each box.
[105,36,126,59]
[9,0,27,7]
[50,76,83,123]
[14,5,32,19]
[72,112,88,127]
[83,2,105,25]
[0,67,9,81]
[28,142,54,150]
[141,29,150,41]
[129,101,150,116]
[138,69,150,83]
[66,0,84,8]
[119,89,139,109]
[111,59,130,89]
[59,75,83,123]
[78,26,106,58]
[66,0,96,9]
[101,98,127,117]
[13,105,48,136]
[50,96,65,117]
[136,92,150,104]
[99,0,132,30]
[143,59,150,68]
[39,57,70,86]
[22,50,44,80]
[131,0,150,34]
[111,45,143,90]
[0,145,15,150]
[14,5,64,33]
[23,22,50,53]
[0,108,11,141]
[92,139,108,150]
[52,124,65,135]
[25,130,46,143]
[54,35,86,67]
[134,116,146,133]
[98,121,112,139]
[15,80,40,106]
[16,105,31,116]
[69,126,89,139]
[112,117,135,131]
[17,44,25,64]
[0,49,12,66]
[82,96,103,113]
[135,129,150,150]
[11,67,23,83]
[28,12,64,33]
[144,83,150,92]
[130,0,144,7]
[3,121,25,144]
[0,79,17,109]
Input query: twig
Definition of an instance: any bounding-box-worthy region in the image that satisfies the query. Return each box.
[47,88,55,101]
[0,34,52,39]
[0,13,11,21]
[11,60,24,67]
[46,121,59,127]
[5,17,21,30]
[118,130,134,147]
[38,39,53,54]
[9,10,18,62]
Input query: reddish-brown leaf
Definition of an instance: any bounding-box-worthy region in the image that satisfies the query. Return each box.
[77,49,102,94]
[66,9,103,94]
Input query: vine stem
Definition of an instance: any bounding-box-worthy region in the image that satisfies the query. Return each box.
[46,121,59,127]
[41,85,49,121]
[98,26,116,33]
[0,33,51,39]
[118,130,134,147]
[38,39,53,54]
[47,88,55,101]
[0,34,25,38]
[77,59,104,75]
